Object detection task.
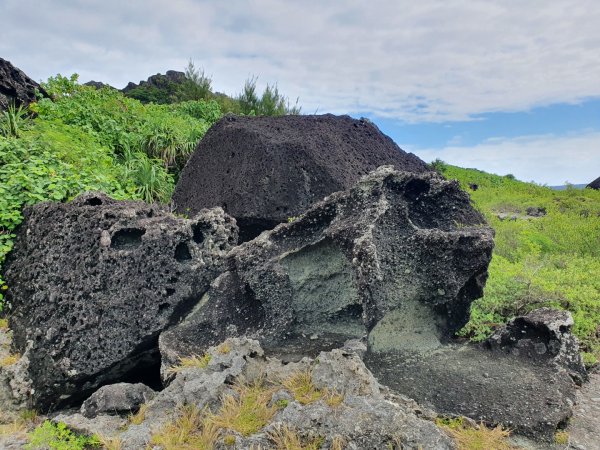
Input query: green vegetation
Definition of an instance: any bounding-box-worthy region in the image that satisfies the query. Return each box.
[433,161,600,365]
[27,421,100,450]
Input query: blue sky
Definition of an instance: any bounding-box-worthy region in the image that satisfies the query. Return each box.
[1,0,599,185]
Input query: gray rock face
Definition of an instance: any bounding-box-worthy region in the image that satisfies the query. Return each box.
[173,114,433,241]
[3,192,237,410]
[80,383,156,418]
[161,166,494,366]
[0,57,48,110]
[486,308,588,385]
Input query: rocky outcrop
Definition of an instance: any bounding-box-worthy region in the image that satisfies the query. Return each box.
[55,338,455,450]
[173,114,433,241]
[161,166,494,370]
[83,80,115,90]
[3,192,237,410]
[487,308,588,385]
[121,70,186,93]
[0,57,48,110]
[587,176,600,190]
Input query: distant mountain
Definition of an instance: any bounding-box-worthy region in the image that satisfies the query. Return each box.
[587,176,600,190]
[549,184,587,190]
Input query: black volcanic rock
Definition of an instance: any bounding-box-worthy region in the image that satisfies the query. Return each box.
[161,166,494,369]
[3,192,237,410]
[122,70,186,93]
[83,80,115,90]
[0,57,48,110]
[173,114,433,241]
[587,176,600,190]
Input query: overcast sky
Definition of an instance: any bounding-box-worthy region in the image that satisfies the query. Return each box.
[1,0,599,184]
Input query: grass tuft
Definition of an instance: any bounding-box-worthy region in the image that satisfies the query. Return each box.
[554,430,569,445]
[282,370,323,405]
[209,381,276,436]
[150,404,219,450]
[167,353,212,374]
[268,424,324,450]
[95,435,123,450]
[436,417,514,450]
[0,318,8,330]
[0,353,20,367]
[127,403,148,426]
[217,342,231,354]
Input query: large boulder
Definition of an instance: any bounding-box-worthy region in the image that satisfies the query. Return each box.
[160,166,494,367]
[0,57,48,110]
[3,192,237,410]
[172,114,433,241]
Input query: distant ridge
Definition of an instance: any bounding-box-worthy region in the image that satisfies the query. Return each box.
[549,184,586,190]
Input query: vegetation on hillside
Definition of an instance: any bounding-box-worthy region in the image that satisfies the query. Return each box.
[433,160,600,365]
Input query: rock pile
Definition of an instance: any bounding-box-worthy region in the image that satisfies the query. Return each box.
[0,114,591,446]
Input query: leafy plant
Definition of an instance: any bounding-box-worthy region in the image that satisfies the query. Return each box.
[27,421,100,450]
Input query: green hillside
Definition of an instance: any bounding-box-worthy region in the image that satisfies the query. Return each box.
[436,161,600,365]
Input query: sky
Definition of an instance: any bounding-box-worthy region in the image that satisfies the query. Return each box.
[1,0,599,185]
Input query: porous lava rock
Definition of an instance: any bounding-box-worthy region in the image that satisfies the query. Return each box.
[0,57,48,110]
[587,176,600,190]
[121,70,186,93]
[160,166,494,368]
[486,308,588,384]
[80,382,156,418]
[173,114,433,241]
[3,192,237,410]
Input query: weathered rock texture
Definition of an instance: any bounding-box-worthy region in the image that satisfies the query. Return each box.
[56,338,455,450]
[161,166,494,368]
[0,57,48,110]
[486,308,588,385]
[3,192,237,410]
[367,308,587,441]
[587,176,600,190]
[80,382,156,418]
[173,114,433,241]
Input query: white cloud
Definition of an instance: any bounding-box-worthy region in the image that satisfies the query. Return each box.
[409,131,600,185]
[1,0,600,122]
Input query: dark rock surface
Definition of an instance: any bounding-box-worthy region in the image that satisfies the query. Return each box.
[173,114,433,241]
[83,80,115,90]
[486,308,588,385]
[80,382,156,418]
[161,166,494,370]
[0,57,48,110]
[3,192,237,410]
[121,70,186,93]
[587,176,600,190]
[366,343,577,442]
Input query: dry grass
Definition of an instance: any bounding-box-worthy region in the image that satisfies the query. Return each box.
[282,370,323,405]
[324,390,344,408]
[0,353,20,367]
[268,424,324,450]
[217,342,231,354]
[331,435,346,450]
[0,409,38,438]
[127,403,148,426]
[0,318,8,330]
[95,435,123,450]
[150,404,219,450]
[437,417,514,450]
[210,381,276,436]
[167,353,212,374]
[554,430,569,445]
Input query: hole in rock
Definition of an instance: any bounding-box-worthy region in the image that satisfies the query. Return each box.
[111,228,145,250]
[404,179,430,201]
[84,197,103,206]
[174,242,192,262]
[117,347,164,392]
[236,217,281,243]
[192,223,207,244]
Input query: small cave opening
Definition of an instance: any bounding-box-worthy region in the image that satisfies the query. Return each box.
[174,242,192,262]
[404,178,430,202]
[111,228,145,250]
[84,196,103,206]
[118,347,164,392]
[191,223,207,244]
[236,217,281,243]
